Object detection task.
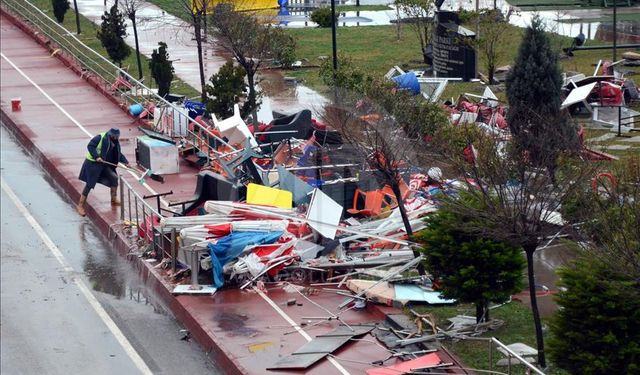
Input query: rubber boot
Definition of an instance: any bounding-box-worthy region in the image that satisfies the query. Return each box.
[110,187,121,206]
[76,195,87,216]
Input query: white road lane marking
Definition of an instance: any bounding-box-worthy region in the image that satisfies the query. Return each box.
[1,178,154,375]
[0,52,167,206]
[253,287,351,375]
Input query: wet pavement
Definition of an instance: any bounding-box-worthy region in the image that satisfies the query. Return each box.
[0,125,222,374]
[526,244,577,317]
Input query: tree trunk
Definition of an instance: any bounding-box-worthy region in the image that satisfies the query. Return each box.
[73,0,81,34]
[475,302,483,323]
[194,17,207,102]
[131,14,143,80]
[203,6,208,42]
[525,245,546,368]
[247,71,259,124]
[390,180,426,275]
[488,65,495,85]
[485,301,490,321]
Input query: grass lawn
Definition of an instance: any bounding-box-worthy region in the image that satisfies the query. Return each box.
[26,0,200,98]
[413,301,568,374]
[285,22,639,97]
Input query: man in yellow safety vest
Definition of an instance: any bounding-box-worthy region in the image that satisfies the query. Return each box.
[77,128,129,216]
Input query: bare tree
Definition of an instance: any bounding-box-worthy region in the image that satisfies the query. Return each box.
[121,0,144,80]
[394,0,436,64]
[321,89,433,274]
[433,113,599,368]
[209,3,294,122]
[472,10,506,84]
[174,0,208,101]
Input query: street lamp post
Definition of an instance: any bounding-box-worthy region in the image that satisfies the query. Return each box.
[613,0,617,61]
[331,0,338,74]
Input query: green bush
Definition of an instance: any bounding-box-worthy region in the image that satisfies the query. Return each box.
[310,7,338,28]
[204,61,247,118]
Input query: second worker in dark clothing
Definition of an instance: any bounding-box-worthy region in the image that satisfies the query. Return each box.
[77,128,129,216]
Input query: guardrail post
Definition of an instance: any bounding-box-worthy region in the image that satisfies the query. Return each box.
[134,196,139,239]
[141,205,147,245]
[127,188,132,224]
[119,177,124,221]
[171,228,177,274]
[189,249,202,291]
[489,339,493,373]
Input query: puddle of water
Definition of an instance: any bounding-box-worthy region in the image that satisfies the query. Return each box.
[214,311,259,336]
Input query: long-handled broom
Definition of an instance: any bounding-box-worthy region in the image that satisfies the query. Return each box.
[99,160,165,184]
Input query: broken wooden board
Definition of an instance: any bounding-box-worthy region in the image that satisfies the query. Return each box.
[346,279,396,306]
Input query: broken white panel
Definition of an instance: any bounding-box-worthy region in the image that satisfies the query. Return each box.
[211,104,257,147]
[561,82,597,109]
[458,111,478,124]
[306,188,343,240]
[593,106,640,130]
[159,105,189,136]
[497,342,538,358]
[420,79,448,103]
[563,73,586,88]
[482,86,499,107]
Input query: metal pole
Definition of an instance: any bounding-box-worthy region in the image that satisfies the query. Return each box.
[134,196,139,238]
[171,228,177,273]
[489,339,493,372]
[127,189,132,224]
[613,0,617,61]
[142,205,147,244]
[190,250,202,290]
[617,105,622,137]
[330,0,338,77]
[119,177,124,221]
[73,0,81,34]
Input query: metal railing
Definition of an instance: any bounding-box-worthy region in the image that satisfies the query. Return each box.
[1,0,233,165]
[119,176,179,273]
[462,337,546,375]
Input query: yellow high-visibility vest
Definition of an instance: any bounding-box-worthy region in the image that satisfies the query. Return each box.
[85,132,107,162]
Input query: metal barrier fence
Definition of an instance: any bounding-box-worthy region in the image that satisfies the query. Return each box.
[1,0,233,166]
[119,175,179,273]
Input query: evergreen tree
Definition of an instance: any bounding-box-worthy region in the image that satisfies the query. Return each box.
[505,16,578,181]
[416,196,525,323]
[551,156,640,374]
[548,255,640,374]
[204,61,247,118]
[52,0,70,23]
[97,5,130,67]
[149,42,174,98]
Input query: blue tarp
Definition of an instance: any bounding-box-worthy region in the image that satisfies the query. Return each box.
[208,231,283,288]
[391,71,420,95]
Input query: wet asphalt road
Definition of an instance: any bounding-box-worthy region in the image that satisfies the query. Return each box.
[0,125,222,375]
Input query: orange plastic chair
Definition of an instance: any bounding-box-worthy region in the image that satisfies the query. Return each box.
[381,180,412,208]
[347,189,386,217]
